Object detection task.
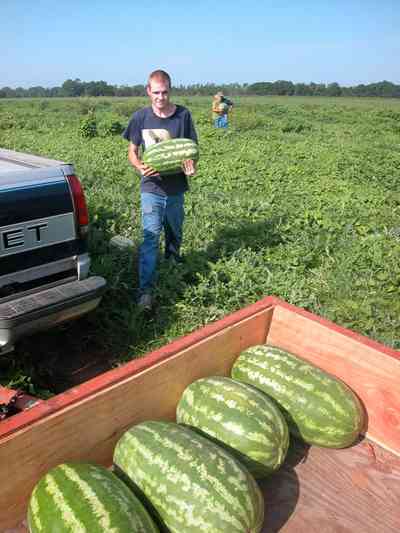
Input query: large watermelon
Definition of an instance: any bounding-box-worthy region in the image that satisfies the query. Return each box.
[27,462,159,532]
[143,138,199,174]
[113,420,264,533]
[231,344,365,448]
[176,376,289,478]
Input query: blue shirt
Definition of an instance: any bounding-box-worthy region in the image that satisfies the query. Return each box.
[123,105,198,196]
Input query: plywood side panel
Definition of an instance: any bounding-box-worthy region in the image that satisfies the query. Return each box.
[0,308,273,530]
[267,305,400,455]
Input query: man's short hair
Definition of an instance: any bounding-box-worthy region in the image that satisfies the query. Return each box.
[148,70,172,88]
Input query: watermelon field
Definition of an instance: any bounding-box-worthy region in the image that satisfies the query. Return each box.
[1,95,400,397]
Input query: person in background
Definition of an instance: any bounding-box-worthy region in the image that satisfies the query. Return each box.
[212,91,234,128]
[122,69,198,311]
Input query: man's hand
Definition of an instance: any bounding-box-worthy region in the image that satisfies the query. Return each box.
[138,162,160,177]
[182,159,196,177]
[128,143,159,177]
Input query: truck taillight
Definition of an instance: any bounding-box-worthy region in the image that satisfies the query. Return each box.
[66,174,89,233]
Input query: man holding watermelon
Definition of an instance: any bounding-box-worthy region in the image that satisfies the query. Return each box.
[123,70,198,311]
[212,91,234,128]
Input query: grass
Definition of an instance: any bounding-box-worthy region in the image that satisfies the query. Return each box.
[1,95,399,396]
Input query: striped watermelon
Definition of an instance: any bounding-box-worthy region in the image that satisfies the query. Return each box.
[27,462,159,532]
[142,138,199,174]
[231,345,365,448]
[176,376,289,479]
[113,420,264,533]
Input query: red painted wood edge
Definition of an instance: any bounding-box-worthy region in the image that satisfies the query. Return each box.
[1,295,398,440]
[0,296,279,439]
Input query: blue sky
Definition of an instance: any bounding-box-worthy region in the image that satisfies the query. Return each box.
[2,0,399,88]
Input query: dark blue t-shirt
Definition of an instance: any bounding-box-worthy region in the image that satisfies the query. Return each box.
[122,104,198,196]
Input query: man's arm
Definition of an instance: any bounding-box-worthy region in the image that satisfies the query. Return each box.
[212,100,225,114]
[128,143,159,177]
[182,111,198,176]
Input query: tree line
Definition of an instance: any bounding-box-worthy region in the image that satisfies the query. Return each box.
[1,78,399,98]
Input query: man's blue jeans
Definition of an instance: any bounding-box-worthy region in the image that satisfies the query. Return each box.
[139,192,185,294]
[214,114,228,128]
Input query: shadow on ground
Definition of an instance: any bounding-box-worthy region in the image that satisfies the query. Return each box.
[259,439,307,532]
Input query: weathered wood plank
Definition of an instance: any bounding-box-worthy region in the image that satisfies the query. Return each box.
[260,438,400,532]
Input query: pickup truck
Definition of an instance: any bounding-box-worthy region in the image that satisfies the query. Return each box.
[0,147,106,354]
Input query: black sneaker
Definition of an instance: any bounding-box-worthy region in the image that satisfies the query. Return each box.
[165,252,185,264]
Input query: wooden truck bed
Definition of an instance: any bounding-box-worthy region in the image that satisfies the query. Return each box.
[1,296,400,532]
